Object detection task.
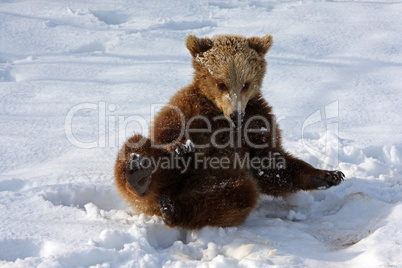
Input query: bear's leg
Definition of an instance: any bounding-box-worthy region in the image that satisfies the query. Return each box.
[115,134,162,196]
[124,153,152,195]
[116,134,198,216]
[252,153,344,197]
[158,172,258,229]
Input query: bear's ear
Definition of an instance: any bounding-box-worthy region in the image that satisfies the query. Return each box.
[186,34,214,57]
[248,34,273,56]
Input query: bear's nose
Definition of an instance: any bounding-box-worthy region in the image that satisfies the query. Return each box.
[230,111,244,126]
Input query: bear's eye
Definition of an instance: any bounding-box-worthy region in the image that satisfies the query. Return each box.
[217,82,228,91]
[242,82,250,92]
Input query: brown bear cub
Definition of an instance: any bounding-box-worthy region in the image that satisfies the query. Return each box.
[114,34,344,229]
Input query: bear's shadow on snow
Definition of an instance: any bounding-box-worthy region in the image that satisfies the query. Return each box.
[253,177,396,251]
[147,223,188,249]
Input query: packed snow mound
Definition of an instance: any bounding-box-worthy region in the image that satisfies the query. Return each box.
[1,0,402,267]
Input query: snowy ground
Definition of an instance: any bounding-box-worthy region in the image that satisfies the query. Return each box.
[1,0,402,267]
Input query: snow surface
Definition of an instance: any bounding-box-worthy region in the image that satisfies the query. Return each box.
[1,0,402,267]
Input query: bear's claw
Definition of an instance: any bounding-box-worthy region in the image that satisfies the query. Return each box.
[309,170,345,190]
[124,154,152,195]
[316,170,345,189]
[324,170,345,186]
[166,139,195,155]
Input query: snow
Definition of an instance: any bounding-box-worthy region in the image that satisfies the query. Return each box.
[0,0,402,267]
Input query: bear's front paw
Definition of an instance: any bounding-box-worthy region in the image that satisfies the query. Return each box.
[316,170,345,189]
[165,139,195,155]
[124,153,152,195]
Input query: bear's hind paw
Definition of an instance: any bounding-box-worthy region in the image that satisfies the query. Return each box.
[159,194,177,227]
[124,154,152,195]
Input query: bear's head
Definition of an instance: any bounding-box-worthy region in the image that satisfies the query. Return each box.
[186,34,272,126]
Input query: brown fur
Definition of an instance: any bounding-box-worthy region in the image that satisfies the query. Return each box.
[114,34,344,229]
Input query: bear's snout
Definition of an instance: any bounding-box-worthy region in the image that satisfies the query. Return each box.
[230,111,244,127]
